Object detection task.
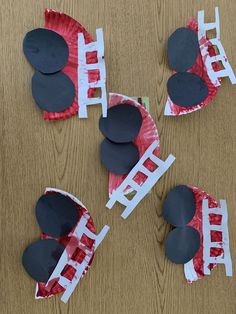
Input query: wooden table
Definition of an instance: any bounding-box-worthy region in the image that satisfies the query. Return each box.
[1,1,236,313]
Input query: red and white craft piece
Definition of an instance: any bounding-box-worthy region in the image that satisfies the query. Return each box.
[106,140,175,219]
[108,93,160,197]
[164,14,221,116]
[78,28,107,118]
[184,186,232,283]
[198,7,236,86]
[43,9,100,120]
[35,188,109,303]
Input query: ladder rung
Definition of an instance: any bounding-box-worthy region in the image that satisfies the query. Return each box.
[88,82,103,89]
[209,242,223,249]
[209,224,223,231]
[87,97,102,105]
[67,259,79,268]
[139,165,152,177]
[128,179,141,192]
[84,42,98,52]
[208,256,225,264]
[86,63,100,70]
[149,153,162,166]
[117,194,130,207]
[58,276,71,288]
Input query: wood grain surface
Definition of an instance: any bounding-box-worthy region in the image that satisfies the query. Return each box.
[1,0,236,313]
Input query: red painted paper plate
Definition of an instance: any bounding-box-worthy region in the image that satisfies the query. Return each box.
[43,9,99,120]
[35,188,96,298]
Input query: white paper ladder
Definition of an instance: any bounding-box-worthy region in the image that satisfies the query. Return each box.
[78,28,107,118]
[106,140,175,219]
[198,7,236,85]
[45,215,110,303]
[202,198,232,276]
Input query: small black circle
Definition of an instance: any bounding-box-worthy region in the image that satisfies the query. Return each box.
[22,239,65,282]
[168,27,199,72]
[35,193,78,238]
[165,226,200,264]
[167,72,209,107]
[163,185,196,227]
[100,138,139,175]
[99,104,143,143]
[23,28,69,74]
[32,71,75,112]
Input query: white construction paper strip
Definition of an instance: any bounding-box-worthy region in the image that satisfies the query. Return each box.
[106,140,175,219]
[78,28,107,118]
[198,7,236,85]
[202,198,232,276]
[184,259,198,283]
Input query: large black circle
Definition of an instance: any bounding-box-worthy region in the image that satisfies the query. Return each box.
[100,138,139,175]
[167,72,209,107]
[22,239,65,283]
[168,27,199,72]
[32,71,75,112]
[165,226,200,264]
[99,104,143,143]
[35,193,78,238]
[23,28,69,74]
[163,185,196,227]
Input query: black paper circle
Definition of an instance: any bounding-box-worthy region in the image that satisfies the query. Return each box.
[167,72,209,107]
[100,138,139,175]
[32,71,75,112]
[167,27,199,72]
[165,226,200,264]
[23,28,69,74]
[163,185,196,227]
[22,239,65,283]
[35,193,78,238]
[99,104,143,143]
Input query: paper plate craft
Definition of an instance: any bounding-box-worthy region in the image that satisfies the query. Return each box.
[100,93,175,219]
[23,9,107,120]
[100,94,160,197]
[163,185,232,282]
[22,188,109,303]
[165,7,236,116]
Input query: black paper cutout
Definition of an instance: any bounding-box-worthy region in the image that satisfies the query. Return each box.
[100,138,139,175]
[165,226,200,264]
[167,72,209,107]
[168,27,199,72]
[22,239,65,283]
[35,193,78,238]
[99,104,143,143]
[163,185,196,227]
[23,28,69,74]
[32,71,76,112]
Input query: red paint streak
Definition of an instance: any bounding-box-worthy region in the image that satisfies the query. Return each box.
[43,9,99,121]
[61,265,76,281]
[187,186,223,282]
[65,236,79,260]
[108,94,160,196]
[168,18,221,116]
[45,277,60,292]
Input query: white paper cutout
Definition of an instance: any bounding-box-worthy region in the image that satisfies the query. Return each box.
[39,188,109,303]
[106,140,175,219]
[198,7,236,85]
[78,28,107,118]
[184,259,198,283]
[202,199,232,276]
